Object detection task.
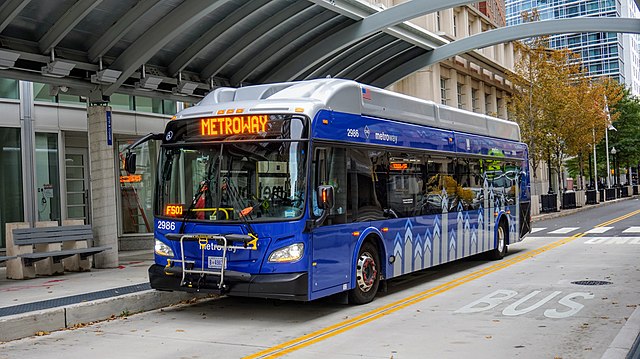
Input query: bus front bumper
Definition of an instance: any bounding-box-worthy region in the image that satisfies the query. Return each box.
[148,264,309,301]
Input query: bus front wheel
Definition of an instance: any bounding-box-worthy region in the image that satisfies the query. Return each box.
[349,241,380,304]
[489,220,508,260]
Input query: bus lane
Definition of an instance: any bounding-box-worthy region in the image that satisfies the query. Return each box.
[245,201,640,359]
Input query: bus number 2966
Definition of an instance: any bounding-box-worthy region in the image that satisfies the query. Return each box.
[347,128,359,137]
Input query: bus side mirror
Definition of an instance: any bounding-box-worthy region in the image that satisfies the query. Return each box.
[124,152,137,174]
[317,185,334,210]
[314,185,334,226]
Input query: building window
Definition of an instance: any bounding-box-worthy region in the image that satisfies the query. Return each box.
[0,78,19,99]
[34,83,56,103]
[440,78,447,105]
[485,94,492,115]
[472,88,478,112]
[453,14,457,37]
[35,133,61,222]
[436,11,441,31]
[457,83,463,109]
[0,127,23,248]
[110,93,134,111]
[117,139,157,235]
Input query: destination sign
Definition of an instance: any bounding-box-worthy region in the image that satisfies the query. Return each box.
[390,162,408,170]
[165,204,184,217]
[200,115,269,137]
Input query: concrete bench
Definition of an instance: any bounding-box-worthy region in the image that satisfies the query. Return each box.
[5,221,111,279]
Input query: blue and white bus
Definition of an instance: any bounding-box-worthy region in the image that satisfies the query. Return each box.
[133,79,531,304]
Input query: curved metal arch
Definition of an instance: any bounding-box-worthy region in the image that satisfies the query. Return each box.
[245,15,354,85]
[372,17,640,88]
[343,41,414,80]
[230,10,337,85]
[263,0,477,83]
[359,47,426,85]
[201,1,313,80]
[104,0,228,96]
[38,0,103,54]
[88,0,160,63]
[305,32,390,80]
[167,0,271,77]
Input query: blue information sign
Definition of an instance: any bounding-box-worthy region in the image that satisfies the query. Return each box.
[106,110,112,146]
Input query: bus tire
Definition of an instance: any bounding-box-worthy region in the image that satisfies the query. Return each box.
[348,241,380,305]
[489,220,508,260]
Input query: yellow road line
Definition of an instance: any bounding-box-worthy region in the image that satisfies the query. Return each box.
[245,207,640,359]
[595,208,640,227]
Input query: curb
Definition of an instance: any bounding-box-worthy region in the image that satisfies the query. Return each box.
[601,305,640,359]
[532,196,638,223]
[0,289,208,343]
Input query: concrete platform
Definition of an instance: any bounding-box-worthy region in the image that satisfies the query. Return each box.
[0,250,208,342]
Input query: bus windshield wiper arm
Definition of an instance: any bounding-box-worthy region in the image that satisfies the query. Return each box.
[224,178,258,239]
[178,179,209,234]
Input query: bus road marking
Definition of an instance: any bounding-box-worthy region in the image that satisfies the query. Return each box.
[455,289,594,318]
[243,209,640,359]
[622,226,640,233]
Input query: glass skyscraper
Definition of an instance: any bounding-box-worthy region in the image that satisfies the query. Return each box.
[505,0,640,95]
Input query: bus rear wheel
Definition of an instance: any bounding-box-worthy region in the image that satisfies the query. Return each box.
[489,220,508,260]
[349,241,380,304]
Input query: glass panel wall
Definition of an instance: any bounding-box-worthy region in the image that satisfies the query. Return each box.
[0,127,23,248]
[0,78,19,99]
[110,93,134,111]
[34,83,56,103]
[117,139,157,235]
[35,133,61,222]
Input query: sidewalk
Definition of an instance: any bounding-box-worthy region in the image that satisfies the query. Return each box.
[0,250,206,342]
[0,196,638,346]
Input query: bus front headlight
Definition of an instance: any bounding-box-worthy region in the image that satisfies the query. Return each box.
[155,239,175,257]
[268,243,304,263]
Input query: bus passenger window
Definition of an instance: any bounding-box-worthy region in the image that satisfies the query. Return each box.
[348,149,385,222]
[387,152,424,218]
[312,147,347,224]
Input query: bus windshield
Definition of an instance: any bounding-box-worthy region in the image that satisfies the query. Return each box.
[156,118,308,222]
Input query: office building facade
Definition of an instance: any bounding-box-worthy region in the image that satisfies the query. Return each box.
[505,0,640,95]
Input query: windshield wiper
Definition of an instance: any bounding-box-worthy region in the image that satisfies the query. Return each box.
[223,177,259,241]
[178,179,209,234]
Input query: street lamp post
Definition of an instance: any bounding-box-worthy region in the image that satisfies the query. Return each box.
[611,147,617,187]
[605,125,611,188]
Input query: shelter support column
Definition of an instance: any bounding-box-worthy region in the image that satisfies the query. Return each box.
[87,104,118,268]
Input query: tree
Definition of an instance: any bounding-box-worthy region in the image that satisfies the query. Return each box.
[606,88,640,184]
[507,37,584,193]
[507,20,625,192]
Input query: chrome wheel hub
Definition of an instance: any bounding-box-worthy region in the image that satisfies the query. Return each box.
[497,226,505,252]
[356,252,377,292]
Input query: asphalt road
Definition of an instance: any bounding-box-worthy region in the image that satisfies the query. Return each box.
[1,199,639,359]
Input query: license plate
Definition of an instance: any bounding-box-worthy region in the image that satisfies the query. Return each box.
[207,256,226,269]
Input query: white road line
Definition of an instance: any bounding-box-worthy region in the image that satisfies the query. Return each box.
[583,237,640,244]
[530,227,547,234]
[584,227,613,234]
[622,226,640,233]
[548,227,580,234]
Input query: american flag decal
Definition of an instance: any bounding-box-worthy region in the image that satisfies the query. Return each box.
[362,87,371,100]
